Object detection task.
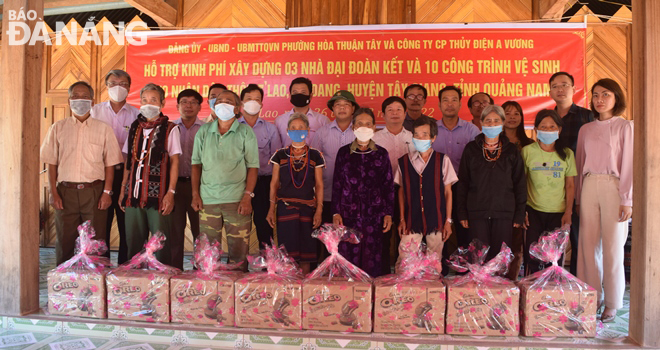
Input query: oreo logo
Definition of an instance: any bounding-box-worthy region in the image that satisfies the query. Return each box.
[454,297,488,309]
[52,282,79,291]
[380,296,415,308]
[307,294,341,306]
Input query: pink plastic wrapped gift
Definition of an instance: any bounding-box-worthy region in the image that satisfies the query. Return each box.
[171,234,243,326]
[106,233,180,322]
[235,241,303,330]
[519,229,597,337]
[445,240,520,336]
[47,221,112,318]
[302,224,373,333]
[374,240,446,334]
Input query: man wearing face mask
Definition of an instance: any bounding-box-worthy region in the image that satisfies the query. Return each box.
[275,77,330,146]
[41,81,124,264]
[119,83,182,265]
[310,90,359,225]
[91,69,140,264]
[467,92,494,131]
[205,83,228,123]
[171,89,204,270]
[192,90,259,269]
[238,84,282,247]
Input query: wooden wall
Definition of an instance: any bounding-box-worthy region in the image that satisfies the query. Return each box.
[37,0,632,251]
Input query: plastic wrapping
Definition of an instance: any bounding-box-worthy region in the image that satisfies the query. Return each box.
[445,240,520,336]
[374,240,446,334]
[302,224,373,333]
[171,234,242,326]
[47,221,112,318]
[234,241,303,329]
[519,229,597,337]
[107,232,180,322]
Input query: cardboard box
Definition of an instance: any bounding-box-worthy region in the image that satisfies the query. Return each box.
[106,269,171,322]
[373,277,445,334]
[47,269,106,318]
[519,280,597,337]
[170,272,240,326]
[234,274,302,330]
[302,278,373,333]
[445,278,520,336]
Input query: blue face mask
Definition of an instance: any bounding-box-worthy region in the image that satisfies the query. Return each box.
[482,125,503,139]
[288,130,309,143]
[537,130,559,145]
[412,138,432,153]
[208,98,216,109]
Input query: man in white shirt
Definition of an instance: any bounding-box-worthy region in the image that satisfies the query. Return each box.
[275,77,329,146]
[373,96,415,275]
[91,69,139,264]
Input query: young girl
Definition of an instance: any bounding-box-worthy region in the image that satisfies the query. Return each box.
[576,79,633,323]
[521,109,576,276]
[266,113,325,273]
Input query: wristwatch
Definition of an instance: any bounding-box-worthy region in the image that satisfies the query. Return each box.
[169,189,176,194]
[103,190,113,196]
[244,190,255,198]
[446,218,454,224]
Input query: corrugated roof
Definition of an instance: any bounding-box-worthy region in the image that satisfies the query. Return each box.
[563,0,632,22]
[44,7,159,30]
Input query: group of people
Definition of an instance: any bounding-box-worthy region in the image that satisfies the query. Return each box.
[40,69,632,323]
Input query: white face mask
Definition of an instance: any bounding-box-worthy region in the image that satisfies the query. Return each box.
[354,127,374,143]
[140,104,161,119]
[243,100,262,115]
[70,99,92,116]
[214,103,236,121]
[108,85,128,102]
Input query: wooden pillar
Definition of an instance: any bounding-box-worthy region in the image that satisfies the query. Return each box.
[630,0,660,347]
[0,0,43,315]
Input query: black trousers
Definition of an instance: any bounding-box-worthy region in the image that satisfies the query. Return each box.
[569,206,580,275]
[105,165,127,264]
[317,201,334,263]
[468,217,514,262]
[524,205,563,276]
[382,186,400,275]
[171,178,200,270]
[443,182,469,275]
[252,175,273,247]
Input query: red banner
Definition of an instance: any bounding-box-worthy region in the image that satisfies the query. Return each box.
[126,24,587,125]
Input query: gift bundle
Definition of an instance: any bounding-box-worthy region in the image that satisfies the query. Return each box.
[234,241,303,330]
[106,233,180,322]
[445,240,520,336]
[47,221,112,318]
[519,229,597,337]
[171,234,242,326]
[303,224,373,333]
[374,240,446,334]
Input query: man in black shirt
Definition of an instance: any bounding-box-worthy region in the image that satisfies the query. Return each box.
[550,71,594,275]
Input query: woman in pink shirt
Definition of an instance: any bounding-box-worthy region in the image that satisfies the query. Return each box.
[575,78,633,323]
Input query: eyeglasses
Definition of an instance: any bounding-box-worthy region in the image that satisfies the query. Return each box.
[471,101,490,108]
[551,83,573,90]
[179,101,200,106]
[406,94,425,101]
[107,82,130,88]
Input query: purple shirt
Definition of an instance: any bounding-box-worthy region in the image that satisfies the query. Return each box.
[238,116,282,176]
[275,108,330,146]
[310,120,354,201]
[173,117,204,177]
[432,118,481,173]
[91,101,140,153]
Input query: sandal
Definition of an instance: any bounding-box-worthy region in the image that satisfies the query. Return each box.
[600,307,617,323]
[596,300,605,314]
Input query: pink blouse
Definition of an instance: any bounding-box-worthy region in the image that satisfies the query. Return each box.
[575,116,634,206]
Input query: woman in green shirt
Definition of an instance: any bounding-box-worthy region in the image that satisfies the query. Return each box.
[522,109,577,276]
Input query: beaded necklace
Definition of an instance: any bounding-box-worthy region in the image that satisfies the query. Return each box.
[288,145,309,189]
[132,126,152,163]
[482,140,502,162]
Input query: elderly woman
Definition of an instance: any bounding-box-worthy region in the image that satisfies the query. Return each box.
[266,113,325,273]
[457,104,527,261]
[332,108,395,277]
[119,83,181,264]
[576,79,633,322]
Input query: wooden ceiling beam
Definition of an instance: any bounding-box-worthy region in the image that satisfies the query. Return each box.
[124,0,177,27]
[533,0,577,21]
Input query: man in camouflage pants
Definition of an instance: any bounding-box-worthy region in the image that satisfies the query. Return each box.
[191,90,259,269]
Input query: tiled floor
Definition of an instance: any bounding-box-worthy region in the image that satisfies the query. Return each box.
[0,248,637,350]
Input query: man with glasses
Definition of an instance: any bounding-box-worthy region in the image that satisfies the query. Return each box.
[467,92,494,130]
[170,89,204,269]
[549,71,594,275]
[402,84,434,132]
[91,70,139,264]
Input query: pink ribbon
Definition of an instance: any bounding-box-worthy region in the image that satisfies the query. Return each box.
[447,240,513,285]
[305,224,372,282]
[380,240,442,284]
[192,234,242,278]
[247,240,302,280]
[118,232,180,274]
[56,221,111,272]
